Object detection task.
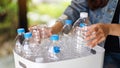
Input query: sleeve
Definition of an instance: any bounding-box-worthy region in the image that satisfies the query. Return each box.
[58,0,88,24]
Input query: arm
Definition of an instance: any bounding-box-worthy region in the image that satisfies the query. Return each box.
[108,24,120,36]
[51,20,64,34]
[51,0,88,34]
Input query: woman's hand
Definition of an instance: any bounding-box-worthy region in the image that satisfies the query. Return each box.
[28,25,52,38]
[28,20,64,38]
[85,23,110,47]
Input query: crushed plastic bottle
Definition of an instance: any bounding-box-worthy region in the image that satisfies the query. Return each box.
[15,28,25,55]
[46,34,62,62]
[22,32,34,61]
[74,23,92,57]
[61,20,73,35]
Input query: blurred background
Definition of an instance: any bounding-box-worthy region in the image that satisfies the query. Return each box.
[0,0,71,68]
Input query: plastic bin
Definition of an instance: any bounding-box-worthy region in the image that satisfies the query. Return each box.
[13,46,105,68]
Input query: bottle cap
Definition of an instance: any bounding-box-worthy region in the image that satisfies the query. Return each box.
[17,28,25,35]
[80,12,88,18]
[65,20,73,25]
[24,32,32,39]
[50,34,59,41]
[53,46,60,54]
[79,23,87,27]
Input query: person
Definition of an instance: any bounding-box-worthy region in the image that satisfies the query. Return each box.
[49,0,120,68]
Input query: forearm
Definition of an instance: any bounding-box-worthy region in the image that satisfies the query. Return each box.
[107,24,120,36]
[51,21,64,34]
[51,14,68,34]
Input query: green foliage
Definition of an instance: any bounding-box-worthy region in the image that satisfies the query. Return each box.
[27,1,70,26]
[0,0,18,26]
[0,0,18,40]
[28,2,70,18]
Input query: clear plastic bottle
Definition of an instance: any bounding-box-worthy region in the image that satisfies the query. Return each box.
[22,32,33,61]
[46,34,62,62]
[74,23,92,57]
[60,20,73,50]
[72,12,90,28]
[29,26,41,58]
[37,24,50,47]
[60,35,79,60]
[15,28,25,55]
[29,24,51,63]
[61,20,73,35]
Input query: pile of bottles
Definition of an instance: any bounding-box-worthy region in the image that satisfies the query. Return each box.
[14,12,96,63]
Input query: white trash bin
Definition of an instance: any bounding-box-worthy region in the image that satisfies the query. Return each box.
[13,46,105,68]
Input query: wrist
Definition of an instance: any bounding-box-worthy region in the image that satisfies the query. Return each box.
[105,24,111,35]
[51,21,64,34]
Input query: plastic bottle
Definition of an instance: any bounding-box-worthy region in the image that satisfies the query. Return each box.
[29,24,50,63]
[24,31,44,63]
[60,20,73,50]
[72,12,90,28]
[74,23,92,57]
[29,27,41,57]
[47,34,62,62]
[60,35,79,60]
[61,20,73,35]
[37,24,50,48]
[22,32,33,61]
[15,28,25,55]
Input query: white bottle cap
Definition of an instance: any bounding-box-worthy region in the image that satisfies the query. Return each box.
[80,12,88,18]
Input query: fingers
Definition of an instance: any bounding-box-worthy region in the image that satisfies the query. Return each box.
[85,31,96,41]
[28,25,53,39]
[84,24,106,47]
[87,30,106,48]
[85,25,98,37]
[85,26,100,41]
[89,37,105,48]
[28,25,37,31]
[88,35,103,48]
[87,30,101,47]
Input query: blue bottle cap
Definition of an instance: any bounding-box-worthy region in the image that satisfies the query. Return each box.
[65,20,73,25]
[24,32,32,39]
[53,46,60,54]
[50,34,59,41]
[17,28,25,35]
[79,23,86,27]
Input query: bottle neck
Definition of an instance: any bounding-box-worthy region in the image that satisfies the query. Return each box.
[80,17,90,25]
[52,40,59,44]
[24,38,31,43]
[18,32,24,35]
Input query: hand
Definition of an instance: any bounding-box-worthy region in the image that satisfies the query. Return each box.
[85,23,110,47]
[29,25,52,38]
[28,20,64,37]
